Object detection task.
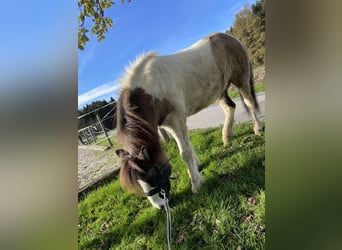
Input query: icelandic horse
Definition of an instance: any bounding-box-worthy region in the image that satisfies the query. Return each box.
[115,33,262,208]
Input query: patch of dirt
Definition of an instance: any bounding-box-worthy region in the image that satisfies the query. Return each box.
[78,147,120,191]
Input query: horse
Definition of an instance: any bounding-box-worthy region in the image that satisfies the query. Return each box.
[115,32,262,209]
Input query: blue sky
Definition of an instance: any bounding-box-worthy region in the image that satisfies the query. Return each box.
[0,1,75,86]
[78,0,257,108]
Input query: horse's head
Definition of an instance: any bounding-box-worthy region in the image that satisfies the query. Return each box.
[116,147,172,209]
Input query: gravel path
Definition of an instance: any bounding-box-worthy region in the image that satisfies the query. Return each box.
[187,92,265,129]
[78,147,120,191]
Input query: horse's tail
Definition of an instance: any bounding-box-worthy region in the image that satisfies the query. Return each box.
[249,62,260,113]
[239,62,260,113]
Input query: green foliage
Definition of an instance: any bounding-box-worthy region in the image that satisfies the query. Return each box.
[78,0,130,50]
[229,82,265,99]
[228,0,265,67]
[78,123,265,249]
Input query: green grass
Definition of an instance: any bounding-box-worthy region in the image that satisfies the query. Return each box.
[229,82,265,99]
[254,82,265,94]
[86,132,118,148]
[78,122,265,249]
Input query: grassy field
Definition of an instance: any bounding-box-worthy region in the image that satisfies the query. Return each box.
[228,82,265,100]
[78,122,265,249]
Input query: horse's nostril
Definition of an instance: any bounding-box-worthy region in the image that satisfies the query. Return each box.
[160,205,164,209]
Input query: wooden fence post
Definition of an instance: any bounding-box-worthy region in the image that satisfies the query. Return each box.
[82,130,90,144]
[89,127,96,143]
[96,112,113,146]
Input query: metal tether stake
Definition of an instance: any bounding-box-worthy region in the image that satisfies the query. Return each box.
[160,189,171,250]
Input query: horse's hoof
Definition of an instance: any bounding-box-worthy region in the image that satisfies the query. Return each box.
[254,125,264,136]
[254,130,262,136]
[192,176,203,194]
[223,135,233,146]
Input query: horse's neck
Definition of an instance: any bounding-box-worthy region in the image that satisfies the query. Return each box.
[139,110,158,132]
[131,87,172,133]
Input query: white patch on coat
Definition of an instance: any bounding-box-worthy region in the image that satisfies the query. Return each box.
[137,179,164,209]
[121,39,223,117]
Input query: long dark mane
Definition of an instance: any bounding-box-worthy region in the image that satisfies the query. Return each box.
[116,88,165,192]
[116,88,162,158]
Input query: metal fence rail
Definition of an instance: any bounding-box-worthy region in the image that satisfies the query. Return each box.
[78,101,116,147]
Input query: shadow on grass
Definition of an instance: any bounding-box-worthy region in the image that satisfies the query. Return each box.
[171,152,265,208]
[78,171,120,202]
[81,203,166,249]
[81,167,264,249]
[80,124,265,249]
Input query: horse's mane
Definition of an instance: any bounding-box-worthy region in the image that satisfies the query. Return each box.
[120,52,158,89]
[116,88,163,192]
[116,97,162,158]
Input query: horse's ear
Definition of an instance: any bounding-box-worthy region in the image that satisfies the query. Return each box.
[116,149,129,159]
[140,147,150,161]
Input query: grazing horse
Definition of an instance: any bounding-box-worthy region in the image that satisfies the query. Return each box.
[115,32,262,209]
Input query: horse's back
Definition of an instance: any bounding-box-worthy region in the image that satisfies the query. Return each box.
[121,32,250,117]
[156,33,249,116]
[154,43,223,115]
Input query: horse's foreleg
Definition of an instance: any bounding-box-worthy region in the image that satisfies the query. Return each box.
[162,115,203,194]
[218,90,236,145]
[180,143,203,194]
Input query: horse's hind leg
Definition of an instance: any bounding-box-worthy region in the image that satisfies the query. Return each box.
[218,88,236,145]
[239,82,263,136]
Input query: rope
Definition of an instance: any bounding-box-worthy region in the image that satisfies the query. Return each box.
[160,189,172,250]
